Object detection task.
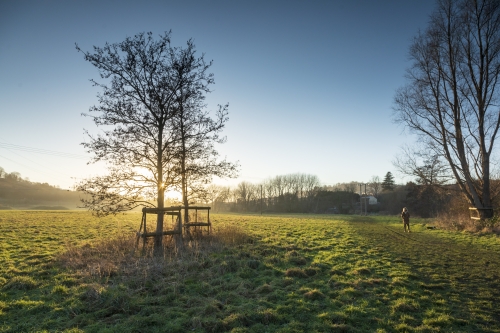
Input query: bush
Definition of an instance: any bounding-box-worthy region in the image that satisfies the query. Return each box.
[436,194,473,231]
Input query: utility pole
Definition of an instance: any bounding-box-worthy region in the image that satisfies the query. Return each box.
[364,183,367,216]
[359,183,368,216]
[260,184,263,215]
[359,184,362,215]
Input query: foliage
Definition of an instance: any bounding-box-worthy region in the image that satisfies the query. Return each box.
[436,192,500,232]
[1,211,500,332]
[314,190,359,214]
[381,172,395,191]
[405,182,448,218]
[378,185,407,214]
[0,167,81,209]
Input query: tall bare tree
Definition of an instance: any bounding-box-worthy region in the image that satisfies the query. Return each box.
[171,70,238,221]
[343,181,358,193]
[394,0,500,218]
[76,32,223,254]
[235,181,256,211]
[204,184,230,212]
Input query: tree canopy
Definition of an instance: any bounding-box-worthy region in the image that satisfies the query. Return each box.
[382,172,395,191]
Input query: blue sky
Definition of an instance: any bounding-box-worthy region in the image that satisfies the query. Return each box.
[0,0,436,190]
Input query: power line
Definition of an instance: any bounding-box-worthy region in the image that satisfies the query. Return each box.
[0,142,89,160]
[0,154,66,184]
[0,145,76,179]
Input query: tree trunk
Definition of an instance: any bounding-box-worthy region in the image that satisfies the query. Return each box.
[154,184,164,256]
[182,173,189,222]
[154,128,164,257]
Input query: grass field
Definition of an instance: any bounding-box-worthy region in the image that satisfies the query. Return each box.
[0,211,499,332]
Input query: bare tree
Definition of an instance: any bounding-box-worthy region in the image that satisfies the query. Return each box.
[76,32,225,254]
[235,181,256,211]
[393,145,452,186]
[394,0,500,218]
[343,181,358,193]
[204,184,230,212]
[368,175,382,198]
[394,146,453,217]
[263,179,275,207]
[171,58,238,221]
[303,174,320,198]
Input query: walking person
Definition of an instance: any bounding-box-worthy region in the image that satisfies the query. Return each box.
[401,207,410,233]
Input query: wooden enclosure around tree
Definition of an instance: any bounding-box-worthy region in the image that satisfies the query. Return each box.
[469,207,494,220]
[135,207,183,252]
[134,206,212,252]
[183,206,212,235]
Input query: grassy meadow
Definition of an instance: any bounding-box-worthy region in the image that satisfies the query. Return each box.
[0,211,499,332]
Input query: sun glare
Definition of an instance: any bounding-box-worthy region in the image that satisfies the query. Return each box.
[164,190,182,202]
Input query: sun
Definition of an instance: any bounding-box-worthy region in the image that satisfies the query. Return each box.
[164,189,182,202]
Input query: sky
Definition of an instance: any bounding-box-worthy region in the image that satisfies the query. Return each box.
[0,0,437,191]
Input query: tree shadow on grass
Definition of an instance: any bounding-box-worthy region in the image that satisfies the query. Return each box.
[351,218,500,331]
[5,213,500,332]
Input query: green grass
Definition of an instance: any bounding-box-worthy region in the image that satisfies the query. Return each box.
[0,211,499,332]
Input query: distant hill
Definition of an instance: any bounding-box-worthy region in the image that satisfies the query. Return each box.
[0,177,84,210]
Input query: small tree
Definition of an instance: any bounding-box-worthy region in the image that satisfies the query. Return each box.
[368,175,382,198]
[235,181,256,211]
[204,184,231,212]
[343,182,358,193]
[171,81,238,222]
[393,145,452,187]
[382,172,395,191]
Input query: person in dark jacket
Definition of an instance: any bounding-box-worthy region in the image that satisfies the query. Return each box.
[401,207,410,232]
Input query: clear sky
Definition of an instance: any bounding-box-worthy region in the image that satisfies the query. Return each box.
[0,0,436,190]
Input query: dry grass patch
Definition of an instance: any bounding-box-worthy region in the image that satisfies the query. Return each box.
[58,224,251,285]
[285,267,308,278]
[303,288,324,300]
[255,283,273,294]
[392,297,420,313]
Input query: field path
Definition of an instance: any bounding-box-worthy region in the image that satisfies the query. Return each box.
[342,216,500,330]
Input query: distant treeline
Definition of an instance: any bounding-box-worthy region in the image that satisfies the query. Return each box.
[0,168,83,209]
[205,174,491,219]
[205,174,363,214]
